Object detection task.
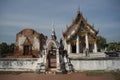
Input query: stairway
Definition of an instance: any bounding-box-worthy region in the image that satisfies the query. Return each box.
[49,57,56,68]
[46,68,57,74]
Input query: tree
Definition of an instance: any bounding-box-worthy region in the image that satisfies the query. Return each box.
[0,42,14,57]
[97,36,107,51]
[9,43,14,53]
[117,42,120,51]
[0,42,9,54]
[107,42,120,51]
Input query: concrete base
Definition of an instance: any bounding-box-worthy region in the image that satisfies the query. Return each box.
[0,57,120,72]
[70,57,120,71]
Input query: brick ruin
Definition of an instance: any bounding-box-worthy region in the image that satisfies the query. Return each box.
[12,28,47,58]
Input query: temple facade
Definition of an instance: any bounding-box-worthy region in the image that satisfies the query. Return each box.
[63,10,98,54]
[1,10,115,73]
[14,28,47,58]
[39,27,71,73]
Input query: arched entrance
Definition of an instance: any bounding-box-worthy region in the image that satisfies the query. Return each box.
[23,37,32,55]
[46,40,59,71]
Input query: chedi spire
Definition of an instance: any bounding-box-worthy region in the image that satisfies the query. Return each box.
[51,26,57,40]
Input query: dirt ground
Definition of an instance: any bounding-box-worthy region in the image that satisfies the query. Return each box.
[0,72,115,80]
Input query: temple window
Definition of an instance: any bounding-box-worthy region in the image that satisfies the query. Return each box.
[80,21,84,30]
[71,41,76,53]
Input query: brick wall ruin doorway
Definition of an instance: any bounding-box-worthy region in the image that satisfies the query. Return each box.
[23,37,32,56]
[23,45,32,55]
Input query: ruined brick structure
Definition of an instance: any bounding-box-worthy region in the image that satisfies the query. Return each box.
[14,28,47,58]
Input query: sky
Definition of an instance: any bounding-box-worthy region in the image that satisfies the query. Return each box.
[0,0,120,44]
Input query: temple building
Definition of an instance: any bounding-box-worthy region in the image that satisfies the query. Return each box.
[35,27,72,73]
[14,28,47,58]
[1,10,114,74]
[63,10,99,54]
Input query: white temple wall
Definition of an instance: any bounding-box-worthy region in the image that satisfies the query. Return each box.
[18,35,26,50]
[33,37,40,50]
[0,58,120,72]
[70,59,120,71]
[0,58,40,71]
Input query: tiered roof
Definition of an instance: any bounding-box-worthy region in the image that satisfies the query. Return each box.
[63,10,98,41]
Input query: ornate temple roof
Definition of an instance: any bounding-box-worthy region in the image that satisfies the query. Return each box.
[63,9,99,41]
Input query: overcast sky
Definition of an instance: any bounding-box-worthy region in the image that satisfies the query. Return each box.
[0,0,120,44]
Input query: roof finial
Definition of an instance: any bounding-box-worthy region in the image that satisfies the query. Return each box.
[77,6,80,13]
[52,21,54,31]
[51,22,57,40]
[92,23,94,28]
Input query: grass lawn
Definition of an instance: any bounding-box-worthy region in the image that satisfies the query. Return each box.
[85,70,120,80]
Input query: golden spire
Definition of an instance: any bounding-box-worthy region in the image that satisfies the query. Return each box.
[77,6,80,14]
[51,22,57,40]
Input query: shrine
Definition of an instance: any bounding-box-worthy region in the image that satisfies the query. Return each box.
[0,9,120,74]
[63,10,99,55]
[14,28,47,58]
[37,27,72,73]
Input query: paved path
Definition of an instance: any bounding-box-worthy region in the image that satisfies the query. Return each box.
[0,73,115,80]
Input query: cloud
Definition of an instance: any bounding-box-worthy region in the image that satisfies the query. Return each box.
[0,0,120,43]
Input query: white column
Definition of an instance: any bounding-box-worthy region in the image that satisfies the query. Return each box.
[64,39,67,50]
[56,48,61,71]
[85,33,89,49]
[94,41,97,53]
[44,49,47,65]
[68,43,71,53]
[76,35,80,53]
[43,48,47,70]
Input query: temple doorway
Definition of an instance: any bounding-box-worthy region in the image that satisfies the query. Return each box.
[23,37,32,56]
[47,47,56,68]
[23,45,32,55]
[46,40,59,71]
[23,45,29,55]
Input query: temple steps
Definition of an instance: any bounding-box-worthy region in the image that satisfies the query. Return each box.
[46,68,57,74]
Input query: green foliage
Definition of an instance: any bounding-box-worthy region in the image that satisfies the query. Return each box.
[111,70,120,80]
[0,42,9,54]
[85,70,120,80]
[9,43,14,53]
[107,42,120,51]
[97,36,107,51]
[0,42,14,57]
[97,36,120,52]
